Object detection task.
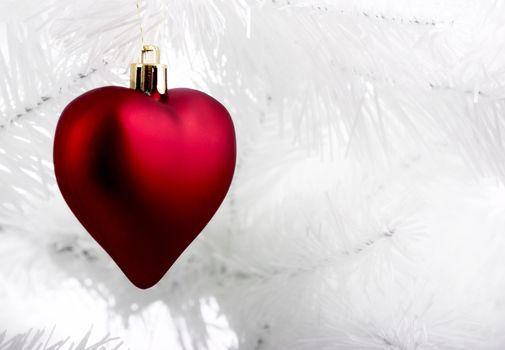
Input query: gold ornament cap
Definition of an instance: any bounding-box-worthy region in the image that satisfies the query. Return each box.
[130,45,167,95]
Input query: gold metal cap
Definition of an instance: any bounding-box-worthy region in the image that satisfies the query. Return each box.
[130,45,167,95]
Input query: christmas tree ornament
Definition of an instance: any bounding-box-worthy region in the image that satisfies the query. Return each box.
[53,45,236,289]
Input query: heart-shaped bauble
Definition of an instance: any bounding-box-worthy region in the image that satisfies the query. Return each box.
[53,86,236,288]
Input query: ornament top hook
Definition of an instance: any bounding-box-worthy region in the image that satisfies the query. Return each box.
[130,44,167,95]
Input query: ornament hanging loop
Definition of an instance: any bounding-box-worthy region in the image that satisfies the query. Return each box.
[140,45,160,64]
[130,44,167,95]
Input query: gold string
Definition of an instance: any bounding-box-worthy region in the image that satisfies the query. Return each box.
[136,0,145,47]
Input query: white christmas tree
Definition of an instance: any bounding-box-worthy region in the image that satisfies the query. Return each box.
[2,0,505,349]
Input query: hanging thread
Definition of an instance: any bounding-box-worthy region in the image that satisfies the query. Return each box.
[136,0,145,46]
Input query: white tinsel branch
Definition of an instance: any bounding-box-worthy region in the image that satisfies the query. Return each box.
[0,328,123,350]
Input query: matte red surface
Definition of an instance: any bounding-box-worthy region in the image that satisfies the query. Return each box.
[53,86,236,289]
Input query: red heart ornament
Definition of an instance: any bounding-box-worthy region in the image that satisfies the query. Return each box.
[53,86,236,288]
